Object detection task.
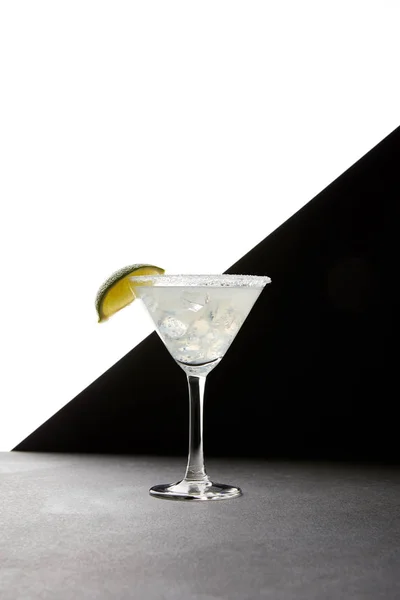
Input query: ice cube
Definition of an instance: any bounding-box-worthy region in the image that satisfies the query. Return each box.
[176,342,205,364]
[204,330,218,344]
[158,316,187,339]
[141,293,158,314]
[189,318,210,337]
[226,317,242,337]
[209,303,235,328]
[186,334,201,346]
[206,336,231,361]
[181,290,210,312]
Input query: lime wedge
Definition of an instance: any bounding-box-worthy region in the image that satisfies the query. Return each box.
[95,264,164,322]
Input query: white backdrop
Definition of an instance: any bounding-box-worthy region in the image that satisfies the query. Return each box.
[0,1,399,451]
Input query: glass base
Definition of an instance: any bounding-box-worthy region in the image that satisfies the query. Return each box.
[149,479,242,501]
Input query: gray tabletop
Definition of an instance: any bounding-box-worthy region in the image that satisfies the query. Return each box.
[1,452,399,599]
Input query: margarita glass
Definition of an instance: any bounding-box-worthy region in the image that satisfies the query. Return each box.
[130,274,271,500]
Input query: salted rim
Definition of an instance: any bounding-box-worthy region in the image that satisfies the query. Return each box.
[129,274,271,288]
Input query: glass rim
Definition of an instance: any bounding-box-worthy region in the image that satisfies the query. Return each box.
[129,274,272,288]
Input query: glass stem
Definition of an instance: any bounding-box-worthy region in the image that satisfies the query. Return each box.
[184,374,209,483]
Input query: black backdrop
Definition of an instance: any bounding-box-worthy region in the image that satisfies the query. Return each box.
[15,126,400,463]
